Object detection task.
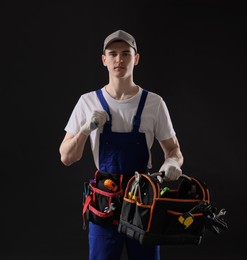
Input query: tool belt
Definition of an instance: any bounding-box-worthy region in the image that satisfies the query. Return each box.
[118,172,228,245]
[82,170,124,227]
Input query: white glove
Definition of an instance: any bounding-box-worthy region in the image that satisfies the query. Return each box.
[80,110,109,135]
[157,158,182,182]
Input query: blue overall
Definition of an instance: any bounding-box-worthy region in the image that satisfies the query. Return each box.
[89,89,160,260]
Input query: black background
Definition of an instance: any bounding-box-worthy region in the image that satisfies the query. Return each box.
[2,0,246,259]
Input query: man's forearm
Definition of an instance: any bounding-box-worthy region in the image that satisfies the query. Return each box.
[59,132,88,166]
[165,147,184,166]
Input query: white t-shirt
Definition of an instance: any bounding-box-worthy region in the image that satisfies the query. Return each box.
[64,86,176,169]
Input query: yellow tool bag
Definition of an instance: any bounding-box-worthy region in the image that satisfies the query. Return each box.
[118,172,228,245]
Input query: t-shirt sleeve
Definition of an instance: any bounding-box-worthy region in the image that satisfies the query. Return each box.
[64,96,86,135]
[154,98,176,141]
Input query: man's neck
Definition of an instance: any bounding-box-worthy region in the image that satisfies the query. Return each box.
[105,83,139,100]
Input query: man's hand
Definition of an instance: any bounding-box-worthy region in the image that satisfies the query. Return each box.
[80,110,109,135]
[157,158,182,182]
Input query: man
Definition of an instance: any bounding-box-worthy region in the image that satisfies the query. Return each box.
[59,29,184,260]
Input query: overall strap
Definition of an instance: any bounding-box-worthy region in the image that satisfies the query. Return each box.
[96,89,112,132]
[96,89,111,114]
[132,89,148,132]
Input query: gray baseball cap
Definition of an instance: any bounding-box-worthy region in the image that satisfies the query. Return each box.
[103,30,137,53]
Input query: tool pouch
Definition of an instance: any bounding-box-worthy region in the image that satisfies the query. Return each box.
[82,170,123,227]
[118,173,211,245]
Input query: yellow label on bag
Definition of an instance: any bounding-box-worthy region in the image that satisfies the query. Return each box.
[178,213,194,229]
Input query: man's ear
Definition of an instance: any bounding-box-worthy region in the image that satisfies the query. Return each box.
[134,53,140,65]
[102,54,107,66]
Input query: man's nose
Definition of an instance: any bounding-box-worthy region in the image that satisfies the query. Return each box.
[116,54,123,62]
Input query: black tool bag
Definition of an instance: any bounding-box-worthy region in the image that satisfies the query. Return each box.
[118,172,228,245]
[82,170,123,227]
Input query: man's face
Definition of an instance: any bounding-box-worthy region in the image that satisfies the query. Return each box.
[102,41,139,78]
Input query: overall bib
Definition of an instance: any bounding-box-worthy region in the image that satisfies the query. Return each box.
[89,89,160,260]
